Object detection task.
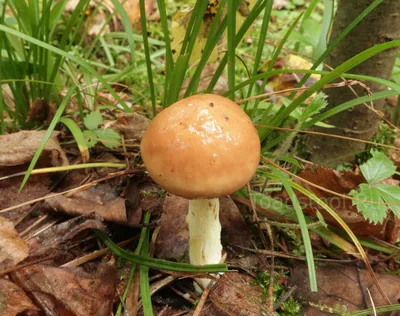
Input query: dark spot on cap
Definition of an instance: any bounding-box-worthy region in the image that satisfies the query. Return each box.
[224,114,229,120]
[171,168,174,172]
[209,102,214,107]
[158,174,162,177]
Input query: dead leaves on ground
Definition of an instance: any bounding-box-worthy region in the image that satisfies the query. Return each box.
[0,217,29,271]
[289,263,400,315]
[277,165,400,241]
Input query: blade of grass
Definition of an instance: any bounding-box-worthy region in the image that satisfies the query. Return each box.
[294,0,319,52]
[184,0,227,97]
[0,24,130,112]
[271,167,317,292]
[109,0,136,66]
[289,0,383,100]
[59,117,90,162]
[227,0,236,100]
[20,87,75,191]
[95,230,229,273]
[140,213,153,316]
[206,0,268,92]
[156,0,173,106]
[115,212,151,316]
[250,12,303,120]
[244,0,273,105]
[139,0,156,116]
[314,0,334,59]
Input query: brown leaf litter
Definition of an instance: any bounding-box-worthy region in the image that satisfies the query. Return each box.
[277,165,400,241]
[0,277,40,315]
[289,263,400,315]
[10,261,117,316]
[0,216,29,271]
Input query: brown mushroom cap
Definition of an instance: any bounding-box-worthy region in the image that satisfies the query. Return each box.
[140,94,260,199]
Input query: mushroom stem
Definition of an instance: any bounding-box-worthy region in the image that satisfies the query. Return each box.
[187,198,222,288]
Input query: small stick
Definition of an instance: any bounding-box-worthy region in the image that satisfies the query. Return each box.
[273,285,297,311]
[61,238,136,268]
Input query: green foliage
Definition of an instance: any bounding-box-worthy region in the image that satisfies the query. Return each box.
[256,272,302,315]
[83,111,120,149]
[350,151,400,223]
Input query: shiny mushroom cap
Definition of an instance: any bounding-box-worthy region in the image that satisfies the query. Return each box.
[140,94,260,199]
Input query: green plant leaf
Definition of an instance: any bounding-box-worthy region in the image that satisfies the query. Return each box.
[349,184,387,224]
[93,128,120,149]
[83,130,98,148]
[375,184,400,218]
[360,151,396,184]
[300,92,328,121]
[83,111,102,130]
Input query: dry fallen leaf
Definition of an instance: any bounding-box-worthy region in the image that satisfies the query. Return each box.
[0,277,39,315]
[0,217,29,271]
[27,214,107,257]
[273,0,288,10]
[155,195,253,260]
[10,262,117,316]
[289,263,400,315]
[0,130,68,167]
[43,184,141,225]
[278,165,397,240]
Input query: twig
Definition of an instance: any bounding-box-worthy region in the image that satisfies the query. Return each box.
[61,238,135,268]
[273,285,297,311]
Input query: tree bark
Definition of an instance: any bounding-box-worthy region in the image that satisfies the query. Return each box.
[306,0,400,167]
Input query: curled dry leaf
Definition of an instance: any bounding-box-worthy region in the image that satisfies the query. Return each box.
[155,195,252,260]
[27,214,107,257]
[43,184,140,226]
[0,216,29,271]
[289,263,400,315]
[0,278,39,315]
[10,262,117,316]
[0,130,68,167]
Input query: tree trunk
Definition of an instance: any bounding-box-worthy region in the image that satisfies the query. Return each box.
[306,0,400,167]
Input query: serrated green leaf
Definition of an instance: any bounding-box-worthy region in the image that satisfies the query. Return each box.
[360,151,396,184]
[375,184,400,218]
[83,130,98,148]
[83,111,103,130]
[93,128,121,149]
[350,184,387,224]
[301,92,328,121]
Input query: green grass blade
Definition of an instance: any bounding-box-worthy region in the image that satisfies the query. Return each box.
[349,305,400,316]
[59,117,90,162]
[156,0,173,106]
[303,90,397,129]
[95,230,229,273]
[0,24,130,112]
[314,0,333,59]
[20,87,75,191]
[115,212,151,316]
[271,168,317,292]
[227,0,237,99]
[294,0,319,52]
[139,0,156,116]
[244,0,273,104]
[109,0,136,65]
[140,214,153,316]
[184,0,227,97]
[289,0,383,99]
[250,12,303,119]
[206,0,268,92]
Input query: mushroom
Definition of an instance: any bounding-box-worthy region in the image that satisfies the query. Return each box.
[140,94,260,288]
